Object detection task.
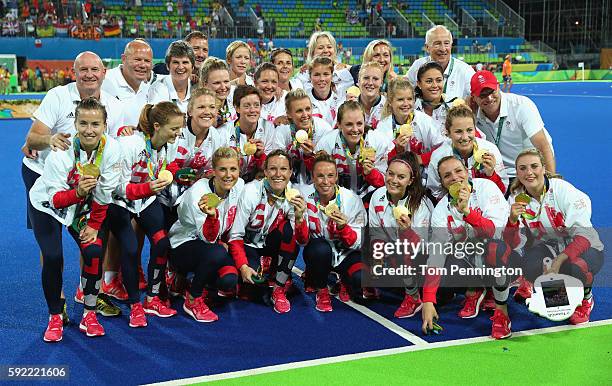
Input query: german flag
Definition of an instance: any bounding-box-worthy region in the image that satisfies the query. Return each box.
[103,25,121,37]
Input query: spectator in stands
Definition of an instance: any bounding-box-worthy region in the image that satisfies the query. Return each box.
[406,25,475,100]
[501,55,513,92]
[485,40,493,53]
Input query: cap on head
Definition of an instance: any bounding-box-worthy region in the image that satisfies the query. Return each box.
[470,70,498,97]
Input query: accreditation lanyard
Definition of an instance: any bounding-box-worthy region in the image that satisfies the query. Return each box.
[493,116,507,147]
[144,134,167,180]
[442,57,454,94]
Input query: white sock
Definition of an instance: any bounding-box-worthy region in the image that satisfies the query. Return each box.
[104,271,118,284]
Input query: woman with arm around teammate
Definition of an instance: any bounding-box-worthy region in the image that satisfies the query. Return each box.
[29,98,122,341]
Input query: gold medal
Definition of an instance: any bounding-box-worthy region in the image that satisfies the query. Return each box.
[392,205,411,221]
[359,147,376,162]
[473,147,488,164]
[515,193,531,204]
[346,86,361,98]
[324,202,339,217]
[399,123,413,137]
[204,193,222,208]
[285,187,300,201]
[295,129,309,144]
[157,170,173,183]
[81,163,100,178]
[449,182,471,199]
[243,142,257,156]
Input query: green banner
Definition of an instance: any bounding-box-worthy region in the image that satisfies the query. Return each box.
[493,69,612,82]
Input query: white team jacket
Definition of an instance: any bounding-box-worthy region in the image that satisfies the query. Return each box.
[227,179,300,249]
[506,178,603,253]
[168,177,245,248]
[315,129,393,198]
[427,137,508,200]
[113,133,174,214]
[376,112,445,159]
[300,184,367,266]
[307,87,346,128]
[29,134,122,225]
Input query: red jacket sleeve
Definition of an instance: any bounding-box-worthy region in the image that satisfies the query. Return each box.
[126,182,154,201]
[228,239,248,270]
[294,217,309,245]
[419,150,433,167]
[202,211,220,242]
[337,224,358,248]
[87,201,108,231]
[422,274,441,303]
[165,160,181,176]
[364,168,385,188]
[563,235,591,261]
[52,189,85,209]
[303,153,315,171]
[502,219,521,249]
[253,152,267,170]
[464,209,496,239]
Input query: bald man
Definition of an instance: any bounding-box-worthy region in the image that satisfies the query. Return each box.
[406,25,475,100]
[102,39,156,127]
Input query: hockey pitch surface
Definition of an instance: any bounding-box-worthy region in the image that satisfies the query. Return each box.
[0,81,610,385]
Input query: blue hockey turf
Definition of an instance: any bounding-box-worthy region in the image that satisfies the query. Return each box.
[0,81,610,385]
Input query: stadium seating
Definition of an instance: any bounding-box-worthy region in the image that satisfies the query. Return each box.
[396,0,457,36]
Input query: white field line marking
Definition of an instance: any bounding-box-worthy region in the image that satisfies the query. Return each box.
[290,266,428,346]
[146,319,612,385]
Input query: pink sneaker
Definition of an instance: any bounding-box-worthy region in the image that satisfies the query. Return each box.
[315,288,333,312]
[183,294,219,322]
[143,296,178,318]
[101,277,129,301]
[569,297,594,325]
[459,289,486,319]
[490,309,512,339]
[271,285,291,314]
[129,303,147,328]
[394,293,423,318]
[79,312,105,337]
[43,314,63,342]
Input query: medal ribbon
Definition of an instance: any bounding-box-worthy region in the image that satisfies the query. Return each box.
[74,134,106,175]
[521,185,547,220]
[144,134,167,180]
[340,133,364,160]
[314,185,341,213]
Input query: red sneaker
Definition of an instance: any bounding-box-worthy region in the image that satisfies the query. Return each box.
[143,296,178,318]
[271,285,291,314]
[394,293,423,318]
[490,309,512,339]
[513,276,533,303]
[315,288,333,312]
[138,266,147,291]
[183,294,219,322]
[217,288,236,298]
[338,282,351,303]
[129,303,147,328]
[569,297,594,325]
[74,287,84,304]
[101,277,129,301]
[79,312,105,337]
[459,289,486,319]
[43,314,63,343]
[481,289,496,311]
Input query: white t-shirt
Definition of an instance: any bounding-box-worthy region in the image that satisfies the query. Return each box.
[475,92,554,177]
[147,74,192,113]
[407,56,475,100]
[24,82,124,175]
[101,65,155,126]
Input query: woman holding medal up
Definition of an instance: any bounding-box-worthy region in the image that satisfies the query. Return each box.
[427,104,508,201]
[502,149,604,332]
[106,101,184,328]
[301,152,367,311]
[168,147,244,322]
[29,98,122,342]
[275,88,333,186]
[227,150,308,314]
[376,78,444,168]
[218,85,278,183]
[369,152,434,318]
[315,100,393,204]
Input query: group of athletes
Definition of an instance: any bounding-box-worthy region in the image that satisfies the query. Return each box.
[21,24,604,343]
